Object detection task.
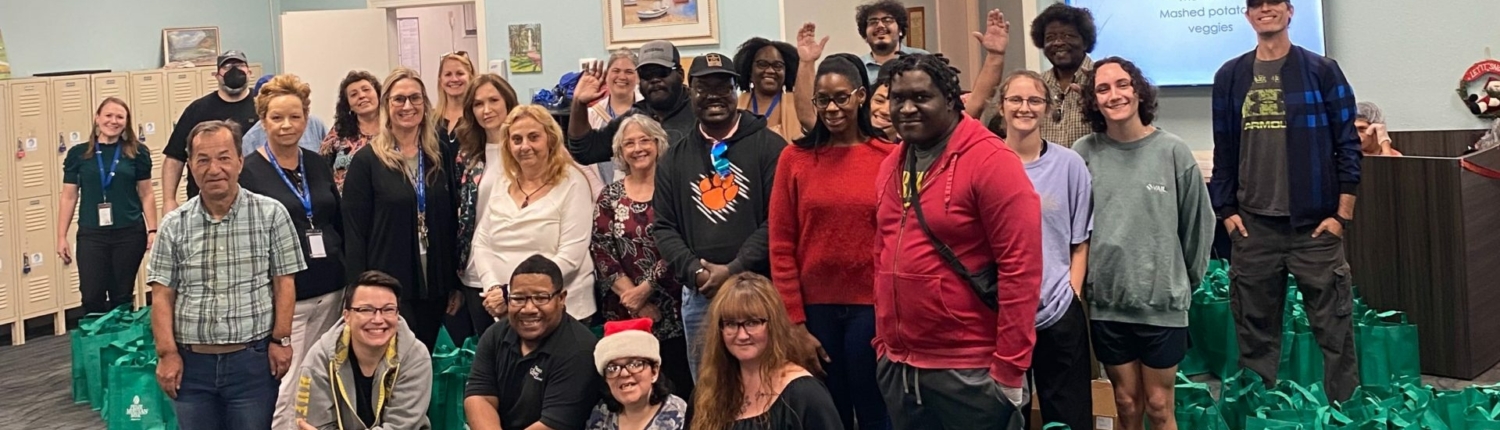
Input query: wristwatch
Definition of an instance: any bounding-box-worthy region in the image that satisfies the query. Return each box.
[274,336,292,347]
[1335,215,1352,229]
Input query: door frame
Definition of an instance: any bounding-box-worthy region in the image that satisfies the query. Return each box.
[367,0,488,67]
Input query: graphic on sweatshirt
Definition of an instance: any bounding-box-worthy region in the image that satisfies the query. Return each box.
[694,165,748,223]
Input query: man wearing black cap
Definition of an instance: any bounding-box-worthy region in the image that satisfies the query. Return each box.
[651,53,785,379]
[568,40,696,165]
[161,50,260,215]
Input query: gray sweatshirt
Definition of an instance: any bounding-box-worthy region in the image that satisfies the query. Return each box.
[295,317,433,430]
[1072,129,1214,327]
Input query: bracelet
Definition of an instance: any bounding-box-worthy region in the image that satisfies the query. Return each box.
[147,229,158,234]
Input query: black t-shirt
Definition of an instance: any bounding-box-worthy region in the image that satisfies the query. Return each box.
[350,348,377,426]
[730,376,843,430]
[464,315,600,430]
[164,91,258,198]
[239,148,345,300]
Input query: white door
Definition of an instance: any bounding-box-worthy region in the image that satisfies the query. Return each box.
[282,9,395,123]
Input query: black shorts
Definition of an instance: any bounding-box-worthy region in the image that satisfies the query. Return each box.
[1089,320,1189,369]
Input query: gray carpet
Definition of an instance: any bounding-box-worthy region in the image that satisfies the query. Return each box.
[0,334,105,429]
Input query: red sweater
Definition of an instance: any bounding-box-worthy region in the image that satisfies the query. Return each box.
[769,139,895,324]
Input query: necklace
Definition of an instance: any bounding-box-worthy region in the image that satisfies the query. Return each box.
[517,180,547,208]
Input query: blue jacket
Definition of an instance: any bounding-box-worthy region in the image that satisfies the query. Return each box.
[1209,45,1362,229]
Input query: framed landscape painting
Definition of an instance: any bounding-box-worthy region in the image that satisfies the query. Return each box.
[163,27,221,67]
[603,0,718,49]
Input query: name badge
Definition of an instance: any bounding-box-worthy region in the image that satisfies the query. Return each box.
[97,203,113,227]
[306,229,327,259]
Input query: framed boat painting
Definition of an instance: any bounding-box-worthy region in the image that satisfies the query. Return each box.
[603,0,718,49]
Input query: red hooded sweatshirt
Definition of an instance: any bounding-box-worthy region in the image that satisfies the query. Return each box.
[872,114,1043,388]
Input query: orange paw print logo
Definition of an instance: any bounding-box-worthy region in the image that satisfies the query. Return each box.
[697,173,740,211]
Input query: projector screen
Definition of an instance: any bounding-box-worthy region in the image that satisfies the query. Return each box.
[1064,0,1326,87]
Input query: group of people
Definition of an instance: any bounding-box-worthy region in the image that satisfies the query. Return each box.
[53,0,1376,429]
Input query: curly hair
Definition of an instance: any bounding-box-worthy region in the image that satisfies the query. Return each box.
[855,0,911,40]
[333,70,382,140]
[1029,3,1098,53]
[1080,57,1158,133]
[885,53,965,114]
[254,74,312,119]
[732,37,799,93]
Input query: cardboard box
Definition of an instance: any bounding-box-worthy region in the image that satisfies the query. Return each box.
[1092,379,1118,430]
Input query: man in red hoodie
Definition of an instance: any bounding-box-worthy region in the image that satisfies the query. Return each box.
[872,54,1043,430]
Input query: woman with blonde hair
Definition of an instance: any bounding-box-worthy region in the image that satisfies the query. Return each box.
[693,273,841,430]
[342,67,461,349]
[472,104,598,323]
[436,52,476,150]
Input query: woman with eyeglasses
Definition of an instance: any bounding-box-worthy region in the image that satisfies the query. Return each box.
[771,38,893,429]
[342,68,462,350]
[733,38,802,142]
[321,70,382,194]
[584,48,641,186]
[436,52,475,151]
[586,318,688,430]
[693,273,841,430]
[295,271,433,430]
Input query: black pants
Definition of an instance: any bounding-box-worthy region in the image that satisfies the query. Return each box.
[877,357,1023,430]
[1230,212,1359,402]
[1025,296,1093,430]
[445,287,498,344]
[401,296,449,352]
[659,333,695,401]
[77,223,147,314]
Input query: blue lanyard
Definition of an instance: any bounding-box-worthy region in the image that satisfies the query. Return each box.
[95,144,122,200]
[264,146,313,223]
[750,93,781,118]
[605,102,619,119]
[414,153,426,215]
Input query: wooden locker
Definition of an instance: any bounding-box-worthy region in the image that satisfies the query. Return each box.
[51,76,93,197]
[15,197,57,318]
[0,205,16,324]
[130,71,169,158]
[166,69,202,134]
[91,72,131,107]
[9,79,54,200]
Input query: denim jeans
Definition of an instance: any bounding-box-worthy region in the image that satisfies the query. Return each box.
[805,304,890,430]
[681,288,710,379]
[174,338,279,430]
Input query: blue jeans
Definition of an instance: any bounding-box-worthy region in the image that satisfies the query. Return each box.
[806,304,890,430]
[681,288,709,379]
[174,339,278,430]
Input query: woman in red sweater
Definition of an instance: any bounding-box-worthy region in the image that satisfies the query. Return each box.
[769,46,894,430]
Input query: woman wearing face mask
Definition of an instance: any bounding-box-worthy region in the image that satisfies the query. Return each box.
[451,73,521,341]
[57,97,157,314]
[693,273,841,430]
[1072,57,1214,430]
[342,68,462,350]
[321,71,383,193]
[996,70,1095,430]
[436,52,475,151]
[586,318,689,430]
[734,38,802,142]
[769,51,892,430]
[471,105,598,323]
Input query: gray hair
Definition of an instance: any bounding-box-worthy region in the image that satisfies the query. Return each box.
[188,120,244,158]
[611,114,669,176]
[606,48,639,70]
[1356,101,1385,125]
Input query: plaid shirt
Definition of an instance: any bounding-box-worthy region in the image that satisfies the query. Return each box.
[146,188,307,344]
[1040,56,1094,147]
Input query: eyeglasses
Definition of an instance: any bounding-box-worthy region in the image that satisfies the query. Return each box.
[812,92,858,109]
[347,306,399,318]
[754,61,786,72]
[1052,93,1066,123]
[1004,96,1048,108]
[866,16,897,27]
[390,93,425,107]
[441,51,469,59]
[506,292,559,307]
[720,318,768,335]
[603,359,655,378]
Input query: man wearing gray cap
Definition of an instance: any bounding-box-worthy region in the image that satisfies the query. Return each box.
[162,50,260,215]
[568,40,696,165]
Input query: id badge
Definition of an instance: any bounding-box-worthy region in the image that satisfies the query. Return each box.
[97,203,113,227]
[306,229,327,259]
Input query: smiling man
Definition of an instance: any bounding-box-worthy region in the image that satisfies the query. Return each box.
[857,0,930,78]
[569,40,696,165]
[1210,0,1361,403]
[464,254,600,430]
[1030,4,1098,147]
[651,53,786,380]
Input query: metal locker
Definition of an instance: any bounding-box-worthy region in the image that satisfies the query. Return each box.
[129,70,169,160]
[0,205,16,324]
[60,205,81,308]
[166,69,202,133]
[51,76,93,195]
[91,72,131,108]
[0,81,11,203]
[15,197,57,318]
[199,67,218,96]
[9,79,54,200]
[250,63,265,81]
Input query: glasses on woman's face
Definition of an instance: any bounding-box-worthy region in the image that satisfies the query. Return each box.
[390,93,425,107]
[347,305,399,318]
[604,358,655,378]
[812,92,857,109]
[1003,96,1047,108]
[720,317,769,335]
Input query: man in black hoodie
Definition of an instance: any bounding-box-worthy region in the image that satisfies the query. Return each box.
[569,40,696,164]
[652,53,787,379]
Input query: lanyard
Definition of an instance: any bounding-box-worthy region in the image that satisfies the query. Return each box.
[605,102,619,119]
[96,144,122,201]
[264,146,313,223]
[414,153,427,214]
[750,93,781,118]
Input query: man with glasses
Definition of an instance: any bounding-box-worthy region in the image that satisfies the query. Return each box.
[294,270,433,430]
[857,0,930,79]
[1030,4,1097,147]
[163,50,261,214]
[652,53,786,381]
[569,40,696,165]
[465,254,600,430]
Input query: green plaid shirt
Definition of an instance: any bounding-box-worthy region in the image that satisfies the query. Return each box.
[146,188,307,344]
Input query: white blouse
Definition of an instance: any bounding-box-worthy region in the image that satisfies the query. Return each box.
[470,163,598,320]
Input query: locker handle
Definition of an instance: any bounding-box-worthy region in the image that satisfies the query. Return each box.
[58,133,67,154]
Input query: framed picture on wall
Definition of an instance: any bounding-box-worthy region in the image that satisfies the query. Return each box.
[603,0,718,49]
[162,26,221,67]
[509,24,544,74]
[907,7,926,51]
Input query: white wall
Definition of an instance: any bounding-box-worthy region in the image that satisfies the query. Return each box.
[396,4,480,102]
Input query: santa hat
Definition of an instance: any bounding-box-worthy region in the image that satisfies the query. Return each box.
[593,318,660,376]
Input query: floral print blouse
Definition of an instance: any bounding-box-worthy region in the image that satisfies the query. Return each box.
[320,132,372,194]
[584,395,688,430]
[454,151,486,269]
[590,181,685,340]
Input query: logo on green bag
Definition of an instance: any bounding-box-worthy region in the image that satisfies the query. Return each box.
[127,396,149,420]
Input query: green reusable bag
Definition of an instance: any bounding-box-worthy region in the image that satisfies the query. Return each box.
[1356,310,1422,387]
[1178,373,1232,430]
[1468,403,1500,430]
[1222,369,1273,430]
[1434,388,1484,430]
[427,335,476,430]
[74,306,151,407]
[1189,260,1239,379]
[1277,288,1326,388]
[99,336,157,413]
[102,350,177,430]
[71,311,113,404]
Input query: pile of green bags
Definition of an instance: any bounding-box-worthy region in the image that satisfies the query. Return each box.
[428,328,478,430]
[68,306,177,430]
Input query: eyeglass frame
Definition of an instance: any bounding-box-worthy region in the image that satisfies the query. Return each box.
[812,88,866,109]
[603,358,657,378]
[346,305,400,318]
[389,93,426,107]
[719,317,769,335]
[504,288,561,308]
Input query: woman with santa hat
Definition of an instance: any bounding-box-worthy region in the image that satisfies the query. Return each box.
[586,318,689,430]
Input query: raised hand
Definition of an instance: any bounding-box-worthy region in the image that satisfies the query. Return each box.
[796,22,829,63]
[573,60,607,105]
[971,9,1010,55]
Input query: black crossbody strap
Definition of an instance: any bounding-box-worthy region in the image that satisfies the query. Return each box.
[904,144,998,311]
